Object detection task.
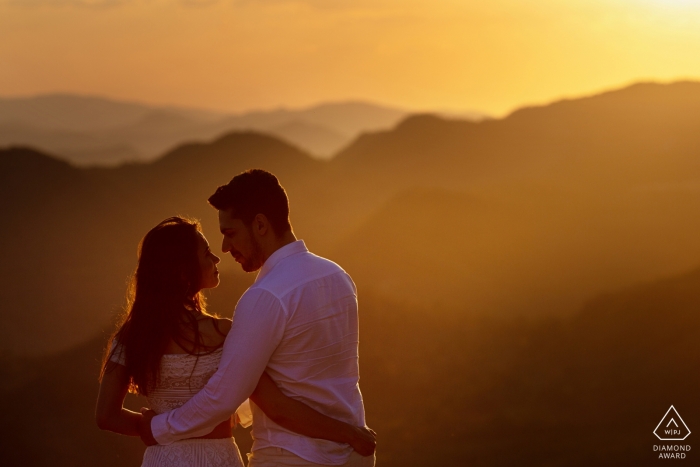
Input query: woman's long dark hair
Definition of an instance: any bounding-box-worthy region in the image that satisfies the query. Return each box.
[100,217,223,396]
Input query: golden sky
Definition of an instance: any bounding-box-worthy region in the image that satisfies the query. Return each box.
[1,0,700,115]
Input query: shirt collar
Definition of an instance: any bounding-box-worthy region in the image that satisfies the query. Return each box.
[256,239,308,282]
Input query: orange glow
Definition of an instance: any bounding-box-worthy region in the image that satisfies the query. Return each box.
[1,0,699,115]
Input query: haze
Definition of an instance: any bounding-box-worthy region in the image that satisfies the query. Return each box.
[2,0,700,114]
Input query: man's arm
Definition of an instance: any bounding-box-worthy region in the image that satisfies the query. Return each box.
[148,288,286,445]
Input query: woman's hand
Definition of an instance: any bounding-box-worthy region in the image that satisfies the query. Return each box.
[346,425,377,457]
[138,408,158,446]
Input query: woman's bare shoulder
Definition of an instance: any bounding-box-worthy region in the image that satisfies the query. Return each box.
[191,316,232,348]
[214,317,232,336]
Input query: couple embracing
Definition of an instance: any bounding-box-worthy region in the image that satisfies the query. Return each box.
[96,169,376,466]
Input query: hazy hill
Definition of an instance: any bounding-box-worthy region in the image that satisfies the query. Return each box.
[0,96,416,164]
[268,120,349,157]
[0,94,157,131]
[2,265,698,466]
[213,101,407,137]
[0,122,143,165]
[120,110,204,135]
[0,95,223,165]
[282,101,407,136]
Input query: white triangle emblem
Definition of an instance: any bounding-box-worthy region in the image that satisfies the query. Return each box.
[654,406,691,441]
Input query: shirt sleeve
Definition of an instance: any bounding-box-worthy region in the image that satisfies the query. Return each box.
[235,399,253,428]
[151,287,287,444]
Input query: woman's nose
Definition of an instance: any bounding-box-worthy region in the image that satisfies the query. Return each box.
[213,254,221,264]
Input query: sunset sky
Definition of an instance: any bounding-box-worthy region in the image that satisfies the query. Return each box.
[1,0,700,115]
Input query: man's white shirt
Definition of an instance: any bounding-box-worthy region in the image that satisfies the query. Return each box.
[151,240,366,465]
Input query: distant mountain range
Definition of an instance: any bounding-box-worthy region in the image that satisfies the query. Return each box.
[3,81,700,357]
[0,95,487,165]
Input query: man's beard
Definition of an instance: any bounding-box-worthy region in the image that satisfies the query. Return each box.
[240,236,264,273]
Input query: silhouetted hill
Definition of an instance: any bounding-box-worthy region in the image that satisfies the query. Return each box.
[334,81,700,191]
[333,182,700,316]
[0,146,88,221]
[0,335,146,466]
[360,266,700,466]
[152,132,317,172]
[0,146,76,190]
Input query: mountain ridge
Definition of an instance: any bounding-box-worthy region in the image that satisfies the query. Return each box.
[0,94,494,165]
[0,96,420,164]
[4,81,700,356]
[334,80,700,191]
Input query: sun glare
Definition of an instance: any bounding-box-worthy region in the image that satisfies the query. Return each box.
[647,0,699,6]
[627,0,700,16]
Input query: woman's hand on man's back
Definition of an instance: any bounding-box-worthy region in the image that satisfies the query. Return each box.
[348,425,377,457]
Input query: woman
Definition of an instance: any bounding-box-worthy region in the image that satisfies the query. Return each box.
[96,217,374,466]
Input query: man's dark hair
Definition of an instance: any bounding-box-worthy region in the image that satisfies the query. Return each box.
[208,169,292,236]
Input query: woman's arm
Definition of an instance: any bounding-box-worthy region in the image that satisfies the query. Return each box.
[249,372,376,456]
[95,363,142,436]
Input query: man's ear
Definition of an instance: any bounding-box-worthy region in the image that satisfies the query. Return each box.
[253,213,269,237]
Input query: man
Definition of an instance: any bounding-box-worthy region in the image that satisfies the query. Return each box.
[139,169,375,466]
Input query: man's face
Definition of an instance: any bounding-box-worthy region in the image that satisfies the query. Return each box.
[218,209,264,273]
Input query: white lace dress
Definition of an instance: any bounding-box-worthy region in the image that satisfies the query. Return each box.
[110,345,249,467]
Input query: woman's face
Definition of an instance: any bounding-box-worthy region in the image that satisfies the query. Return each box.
[196,232,220,290]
